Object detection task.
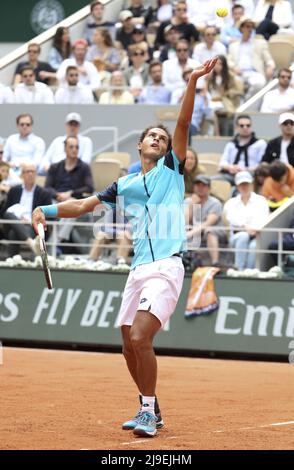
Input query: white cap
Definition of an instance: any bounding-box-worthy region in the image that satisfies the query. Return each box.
[65,112,81,123]
[235,171,253,186]
[119,10,133,22]
[279,112,294,125]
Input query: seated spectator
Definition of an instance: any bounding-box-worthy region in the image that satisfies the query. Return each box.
[155,0,199,49]
[152,0,173,29]
[1,163,52,257]
[227,16,275,99]
[124,43,149,99]
[0,83,14,103]
[14,66,54,104]
[253,0,294,40]
[42,113,93,172]
[45,136,94,248]
[48,26,72,71]
[13,43,56,86]
[128,0,154,26]
[187,0,231,32]
[205,55,244,136]
[184,147,206,195]
[260,69,294,113]
[220,3,244,47]
[253,162,270,194]
[138,60,171,104]
[0,161,21,193]
[99,71,135,104]
[57,39,101,91]
[218,114,267,184]
[268,211,294,265]
[3,114,45,174]
[55,66,94,104]
[230,0,255,17]
[131,24,153,60]
[262,112,294,167]
[159,24,181,62]
[193,26,226,63]
[83,1,115,45]
[262,160,294,209]
[171,67,214,138]
[162,39,203,93]
[115,10,135,51]
[223,171,269,270]
[185,175,227,266]
[86,28,121,73]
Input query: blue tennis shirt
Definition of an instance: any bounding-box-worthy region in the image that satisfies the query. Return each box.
[96,148,187,268]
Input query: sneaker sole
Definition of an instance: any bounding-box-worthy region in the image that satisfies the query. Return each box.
[133,427,157,437]
[123,420,164,431]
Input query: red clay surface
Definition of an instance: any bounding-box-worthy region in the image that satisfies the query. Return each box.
[1,348,294,450]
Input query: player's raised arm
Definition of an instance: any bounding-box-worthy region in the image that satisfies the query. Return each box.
[172,58,218,162]
[32,195,100,233]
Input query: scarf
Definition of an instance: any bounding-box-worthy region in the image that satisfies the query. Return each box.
[232,133,258,167]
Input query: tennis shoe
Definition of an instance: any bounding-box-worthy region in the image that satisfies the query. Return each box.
[122,410,164,430]
[133,411,157,437]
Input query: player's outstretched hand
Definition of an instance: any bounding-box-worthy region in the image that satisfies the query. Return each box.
[32,207,46,234]
[192,57,218,80]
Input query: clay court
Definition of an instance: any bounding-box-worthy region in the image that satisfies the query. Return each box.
[1,347,294,450]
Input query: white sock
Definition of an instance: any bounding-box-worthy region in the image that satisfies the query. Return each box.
[141,395,155,415]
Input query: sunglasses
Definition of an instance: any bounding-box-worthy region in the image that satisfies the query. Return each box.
[68,74,79,77]
[176,48,188,52]
[176,8,187,12]
[238,123,251,128]
[282,120,294,126]
[68,145,79,149]
[28,50,39,53]
[132,51,145,57]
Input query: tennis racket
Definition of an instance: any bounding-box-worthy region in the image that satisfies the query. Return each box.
[38,223,53,290]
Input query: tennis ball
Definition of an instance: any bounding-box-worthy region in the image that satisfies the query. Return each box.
[216,8,228,17]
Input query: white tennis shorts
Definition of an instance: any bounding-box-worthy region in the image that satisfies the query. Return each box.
[117,255,185,328]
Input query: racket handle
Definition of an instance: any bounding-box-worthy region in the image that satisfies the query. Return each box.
[38,223,45,239]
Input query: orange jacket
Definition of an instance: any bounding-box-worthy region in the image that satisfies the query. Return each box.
[262,165,294,201]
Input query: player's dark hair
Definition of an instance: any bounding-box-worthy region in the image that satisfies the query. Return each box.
[138,124,172,153]
[269,161,288,182]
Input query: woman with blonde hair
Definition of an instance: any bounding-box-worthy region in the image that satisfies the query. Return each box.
[253,0,294,39]
[184,147,205,195]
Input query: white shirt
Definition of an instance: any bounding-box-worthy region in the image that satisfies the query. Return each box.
[223,192,270,231]
[280,139,291,164]
[192,41,226,64]
[220,138,267,170]
[187,0,231,28]
[162,57,204,92]
[56,58,101,90]
[0,84,14,103]
[42,134,93,170]
[238,41,254,71]
[14,82,54,104]
[253,0,293,28]
[260,87,294,113]
[3,133,46,171]
[55,83,94,104]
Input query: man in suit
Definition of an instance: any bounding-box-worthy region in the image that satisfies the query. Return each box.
[1,163,52,256]
[262,112,294,167]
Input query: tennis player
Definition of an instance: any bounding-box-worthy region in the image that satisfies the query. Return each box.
[32,58,217,438]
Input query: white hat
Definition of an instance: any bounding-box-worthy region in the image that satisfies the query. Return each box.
[235,171,253,186]
[65,112,81,123]
[119,10,133,22]
[279,112,294,125]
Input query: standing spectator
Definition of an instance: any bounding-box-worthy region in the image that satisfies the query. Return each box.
[159,24,181,62]
[262,160,294,208]
[42,113,93,172]
[124,43,149,99]
[220,3,244,47]
[184,147,205,195]
[187,0,231,32]
[0,83,14,103]
[13,43,56,86]
[224,171,269,270]
[116,11,135,51]
[253,0,294,40]
[162,39,202,93]
[57,39,101,91]
[219,115,267,184]
[262,113,294,167]
[83,1,115,45]
[138,61,171,104]
[1,163,52,256]
[128,0,154,26]
[14,66,55,104]
[185,175,227,266]
[86,28,121,72]
[227,16,275,99]
[3,114,45,173]
[48,26,72,71]
[155,0,200,49]
[99,71,134,104]
[193,26,226,63]
[260,69,294,113]
[55,66,94,104]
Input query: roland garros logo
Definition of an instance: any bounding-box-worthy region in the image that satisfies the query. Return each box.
[31,0,65,34]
